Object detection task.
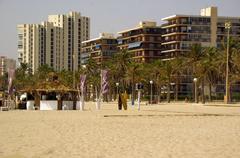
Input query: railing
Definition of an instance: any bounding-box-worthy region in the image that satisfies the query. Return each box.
[163,30,188,34]
[162,22,190,27]
[4,100,16,110]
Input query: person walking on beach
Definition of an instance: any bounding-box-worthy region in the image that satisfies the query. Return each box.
[118,92,122,110]
[122,91,128,110]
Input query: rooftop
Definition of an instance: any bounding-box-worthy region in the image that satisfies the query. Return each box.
[117,21,159,34]
[162,7,240,21]
[82,33,115,44]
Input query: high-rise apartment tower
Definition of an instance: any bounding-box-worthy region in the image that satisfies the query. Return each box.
[17,11,90,73]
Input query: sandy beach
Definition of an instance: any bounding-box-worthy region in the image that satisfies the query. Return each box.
[1,102,240,158]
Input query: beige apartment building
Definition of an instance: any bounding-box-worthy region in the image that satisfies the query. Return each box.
[161,6,240,96]
[0,56,16,76]
[81,33,118,65]
[117,21,162,62]
[17,11,90,73]
[161,7,240,58]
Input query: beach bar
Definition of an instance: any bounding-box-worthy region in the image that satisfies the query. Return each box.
[20,87,78,110]
[18,74,79,110]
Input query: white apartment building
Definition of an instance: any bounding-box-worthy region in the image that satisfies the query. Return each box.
[17,11,90,73]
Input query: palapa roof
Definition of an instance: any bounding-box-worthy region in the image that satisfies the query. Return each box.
[33,80,78,93]
[19,72,78,93]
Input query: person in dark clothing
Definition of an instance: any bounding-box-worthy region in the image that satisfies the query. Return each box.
[118,92,122,110]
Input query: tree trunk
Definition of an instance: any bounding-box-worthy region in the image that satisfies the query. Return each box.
[175,77,179,101]
[73,93,77,110]
[34,91,41,110]
[167,80,171,103]
[57,97,62,110]
[209,83,212,102]
[131,74,135,105]
[229,84,232,103]
[201,78,205,104]
[108,89,111,102]
[158,84,161,103]
[192,81,195,102]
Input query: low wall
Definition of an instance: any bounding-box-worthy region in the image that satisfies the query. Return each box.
[76,101,81,110]
[26,101,35,110]
[62,101,73,110]
[40,101,58,110]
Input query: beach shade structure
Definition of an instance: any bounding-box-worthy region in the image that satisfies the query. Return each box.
[18,72,78,110]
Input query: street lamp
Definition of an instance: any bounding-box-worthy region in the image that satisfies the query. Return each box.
[150,80,153,105]
[193,78,198,103]
[225,21,231,104]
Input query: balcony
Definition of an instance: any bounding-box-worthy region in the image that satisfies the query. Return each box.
[128,42,142,49]
[163,29,211,35]
[162,30,188,35]
[162,21,190,26]
[121,28,161,38]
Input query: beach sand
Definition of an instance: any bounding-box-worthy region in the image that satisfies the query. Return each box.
[1,102,240,158]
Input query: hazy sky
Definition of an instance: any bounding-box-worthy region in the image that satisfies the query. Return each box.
[0,0,239,59]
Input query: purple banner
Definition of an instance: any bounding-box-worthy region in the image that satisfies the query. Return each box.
[8,68,15,94]
[101,70,109,94]
[79,75,86,92]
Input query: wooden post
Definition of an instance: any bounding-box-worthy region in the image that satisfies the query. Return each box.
[57,93,62,110]
[73,92,77,110]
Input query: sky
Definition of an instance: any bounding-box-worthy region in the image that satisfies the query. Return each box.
[0,0,239,60]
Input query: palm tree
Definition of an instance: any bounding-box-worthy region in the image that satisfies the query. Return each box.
[216,37,240,102]
[108,50,131,90]
[145,60,167,103]
[124,61,142,105]
[202,47,219,102]
[14,63,34,90]
[35,64,55,81]
[229,38,240,100]
[58,69,73,88]
[196,47,219,104]
[171,57,184,101]
[84,57,101,100]
[160,58,183,103]
[232,46,240,78]
[183,43,205,102]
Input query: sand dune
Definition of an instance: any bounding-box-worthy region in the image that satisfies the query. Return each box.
[1,102,240,158]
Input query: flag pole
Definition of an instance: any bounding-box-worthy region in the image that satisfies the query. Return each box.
[77,85,81,110]
[79,75,86,110]
[99,70,103,110]
[96,73,101,110]
[97,53,103,110]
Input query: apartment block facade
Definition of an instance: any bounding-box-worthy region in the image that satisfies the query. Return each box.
[17,11,90,73]
[118,21,162,62]
[0,56,16,76]
[161,7,240,58]
[81,33,118,65]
